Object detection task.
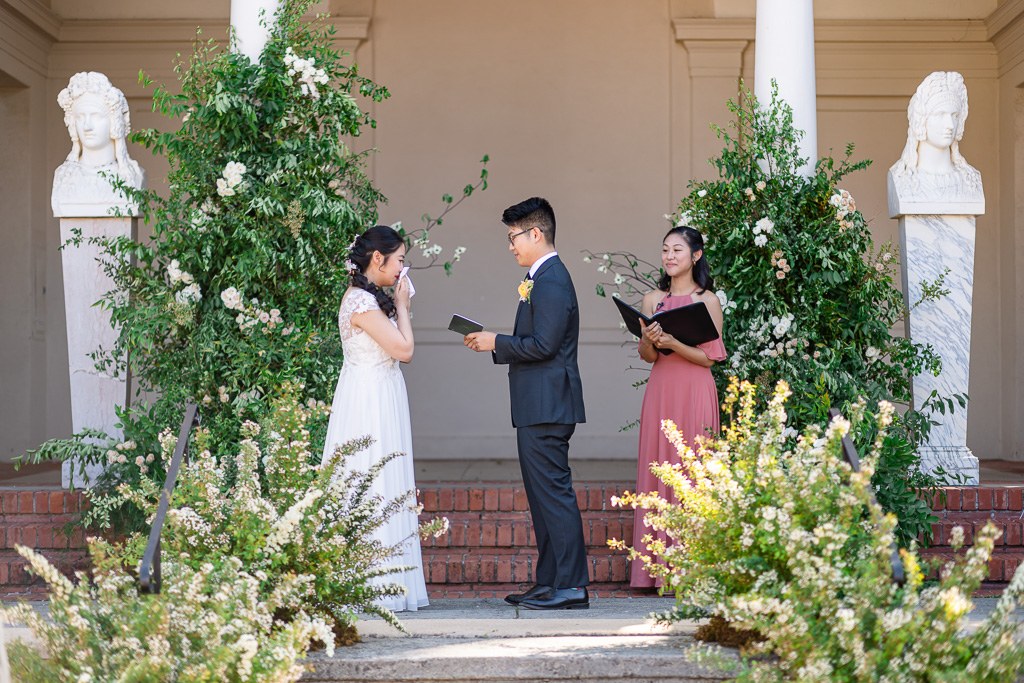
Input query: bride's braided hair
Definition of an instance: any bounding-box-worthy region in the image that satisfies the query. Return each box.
[348,225,404,319]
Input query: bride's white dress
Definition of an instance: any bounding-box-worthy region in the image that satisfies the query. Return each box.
[322,287,429,612]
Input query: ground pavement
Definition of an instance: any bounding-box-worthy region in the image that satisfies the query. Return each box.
[8,597,1020,682]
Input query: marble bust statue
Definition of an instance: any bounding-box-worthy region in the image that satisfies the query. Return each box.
[888,71,984,217]
[51,72,146,218]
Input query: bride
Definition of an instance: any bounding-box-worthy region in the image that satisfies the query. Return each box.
[321,224,428,612]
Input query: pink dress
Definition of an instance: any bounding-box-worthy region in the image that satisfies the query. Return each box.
[630,293,727,588]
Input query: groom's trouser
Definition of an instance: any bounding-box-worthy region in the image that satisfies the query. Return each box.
[516,423,590,588]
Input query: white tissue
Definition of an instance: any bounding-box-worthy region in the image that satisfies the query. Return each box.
[399,266,416,297]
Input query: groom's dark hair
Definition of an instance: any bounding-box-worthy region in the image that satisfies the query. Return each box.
[502,197,556,245]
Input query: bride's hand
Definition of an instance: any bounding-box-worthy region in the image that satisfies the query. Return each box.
[395,276,411,310]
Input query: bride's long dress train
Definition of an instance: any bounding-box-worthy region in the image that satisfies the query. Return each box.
[321,288,429,612]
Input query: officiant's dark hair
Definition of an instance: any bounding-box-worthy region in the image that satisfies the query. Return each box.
[349,225,403,318]
[658,226,714,295]
[502,197,556,245]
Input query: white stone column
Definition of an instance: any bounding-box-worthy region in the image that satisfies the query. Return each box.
[231,0,283,63]
[754,0,818,175]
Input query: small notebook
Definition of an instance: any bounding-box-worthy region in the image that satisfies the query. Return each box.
[448,314,484,336]
[613,296,719,355]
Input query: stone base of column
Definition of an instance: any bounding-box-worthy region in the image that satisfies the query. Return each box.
[59,216,135,489]
[918,447,979,487]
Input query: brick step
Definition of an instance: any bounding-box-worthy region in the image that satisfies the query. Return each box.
[0,548,90,585]
[418,482,633,514]
[420,550,630,586]
[927,486,1024,513]
[417,511,634,550]
[425,584,660,598]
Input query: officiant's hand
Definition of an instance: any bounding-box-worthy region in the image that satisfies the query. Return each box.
[639,319,661,348]
[465,331,497,352]
[654,331,680,352]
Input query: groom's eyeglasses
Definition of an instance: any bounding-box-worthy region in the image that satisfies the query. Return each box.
[508,227,534,245]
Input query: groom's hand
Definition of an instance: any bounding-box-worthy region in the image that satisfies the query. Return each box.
[465,331,497,352]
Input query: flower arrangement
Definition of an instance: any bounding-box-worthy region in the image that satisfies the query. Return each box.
[85,383,449,636]
[2,541,328,683]
[612,378,1024,682]
[587,85,955,545]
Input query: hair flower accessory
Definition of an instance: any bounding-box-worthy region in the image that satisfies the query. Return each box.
[348,235,360,251]
[518,278,534,303]
[344,259,358,273]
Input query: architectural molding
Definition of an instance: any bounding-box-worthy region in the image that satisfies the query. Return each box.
[57,15,370,45]
[987,0,1024,77]
[674,17,989,45]
[680,39,747,78]
[0,0,58,40]
[986,0,1024,42]
[0,0,54,79]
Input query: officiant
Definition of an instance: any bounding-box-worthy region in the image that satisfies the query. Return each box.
[631,225,726,589]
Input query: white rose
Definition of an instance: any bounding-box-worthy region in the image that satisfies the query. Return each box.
[697,189,707,198]
[755,216,774,234]
[754,234,768,247]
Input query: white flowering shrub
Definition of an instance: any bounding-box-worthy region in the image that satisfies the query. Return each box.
[30,0,486,530]
[613,379,1024,682]
[85,383,448,636]
[2,541,327,683]
[587,85,954,546]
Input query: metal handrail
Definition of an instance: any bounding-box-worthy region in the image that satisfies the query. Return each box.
[828,408,906,586]
[139,403,199,594]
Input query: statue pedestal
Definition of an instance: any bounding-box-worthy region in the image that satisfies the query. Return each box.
[896,210,980,486]
[59,217,135,488]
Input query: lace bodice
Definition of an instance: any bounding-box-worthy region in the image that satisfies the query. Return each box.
[338,288,398,370]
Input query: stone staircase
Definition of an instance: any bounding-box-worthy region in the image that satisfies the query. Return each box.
[3,483,1024,598]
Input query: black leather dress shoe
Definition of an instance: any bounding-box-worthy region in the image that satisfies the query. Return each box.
[504,584,554,605]
[520,587,589,610]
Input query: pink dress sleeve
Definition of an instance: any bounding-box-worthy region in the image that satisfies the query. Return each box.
[698,334,727,362]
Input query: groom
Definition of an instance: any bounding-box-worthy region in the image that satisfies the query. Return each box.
[464,197,590,610]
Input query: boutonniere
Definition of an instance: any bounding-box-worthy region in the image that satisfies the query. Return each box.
[518,278,534,303]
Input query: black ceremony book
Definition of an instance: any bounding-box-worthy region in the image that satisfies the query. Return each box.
[613,296,719,355]
[448,314,484,336]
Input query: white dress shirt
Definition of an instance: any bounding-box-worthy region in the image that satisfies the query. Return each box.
[528,251,558,279]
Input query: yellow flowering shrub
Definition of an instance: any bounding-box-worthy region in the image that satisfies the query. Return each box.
[614,378,1024,682]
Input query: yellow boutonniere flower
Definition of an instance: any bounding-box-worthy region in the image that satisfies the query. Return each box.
[518,278,534,303]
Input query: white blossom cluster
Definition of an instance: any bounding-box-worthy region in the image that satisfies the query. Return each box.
[220,287,294,336]
[2,545,325,683]
[829,188,857,230]
[191,198,219,233]
[284,47,329,100]
[752,216,774,247]
[407,224,465,264]
[167,259,202,305]
[216,161,246,197]
[714,289,737,314]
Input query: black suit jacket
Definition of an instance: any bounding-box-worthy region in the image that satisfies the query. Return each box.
[492,255,586,428]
